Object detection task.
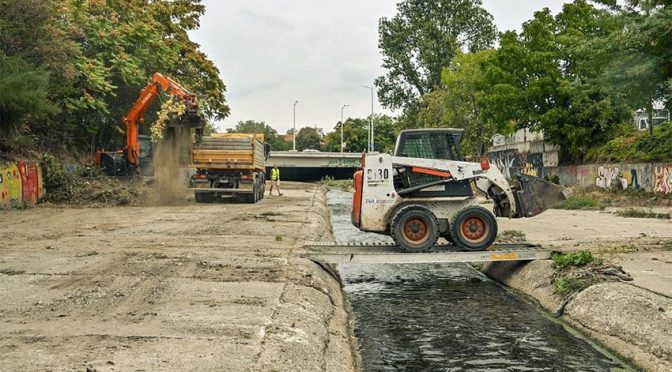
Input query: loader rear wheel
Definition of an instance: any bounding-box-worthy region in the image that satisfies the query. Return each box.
[391,205,440,252]
[450,206,497,251]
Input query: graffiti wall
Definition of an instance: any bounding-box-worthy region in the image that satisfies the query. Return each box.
[0,161,44,209]
[488,149,671,194]
[654,165,672,194]
[487,150,544,179]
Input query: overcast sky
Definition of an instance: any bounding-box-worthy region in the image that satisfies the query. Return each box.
[189,0,566,134]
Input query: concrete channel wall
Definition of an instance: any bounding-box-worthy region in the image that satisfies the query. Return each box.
[0,161,45,209]
[487,150,672,194]
[481,262,672,371]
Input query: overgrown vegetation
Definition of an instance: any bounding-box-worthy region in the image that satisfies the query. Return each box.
[617,208,671,219]
[552,250,596,270]
[586,122,672,163]
[553,194,605,210]
[319,176,353,192]
[551,250,598,295]
[41,154,147,206]
[550,250,632,296]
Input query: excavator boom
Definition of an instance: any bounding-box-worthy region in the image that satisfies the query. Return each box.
[124,73,201,167]
[96,73,204,176]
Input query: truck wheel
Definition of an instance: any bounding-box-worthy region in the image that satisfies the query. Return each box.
[449,206,497,251]
[390,205,440,252]
[245,182,258,203]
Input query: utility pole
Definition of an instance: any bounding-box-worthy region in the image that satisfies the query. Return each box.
[363,86,375,152]
[293,100,299,151]
[340,104,349,153]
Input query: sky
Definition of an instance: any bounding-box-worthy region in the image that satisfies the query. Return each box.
[189,0,567,134]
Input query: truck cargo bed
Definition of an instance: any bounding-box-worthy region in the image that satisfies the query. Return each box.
[192,134,266,171]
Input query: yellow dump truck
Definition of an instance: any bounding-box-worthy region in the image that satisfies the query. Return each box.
[190,133,269,203]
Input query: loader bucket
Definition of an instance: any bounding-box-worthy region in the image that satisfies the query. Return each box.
[511,175,571,218]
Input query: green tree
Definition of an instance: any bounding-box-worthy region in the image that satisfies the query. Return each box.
[322,115,399,153]
[479,2,630,162]
[0,52,58,142]
[0,0,229,153]
[375,0,497,115]
[417,50,498,157]
[295,127,321,151]
[593,0,672,134]
[227,120,290,151]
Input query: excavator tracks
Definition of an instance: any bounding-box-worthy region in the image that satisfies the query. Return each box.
[301,241,552,264]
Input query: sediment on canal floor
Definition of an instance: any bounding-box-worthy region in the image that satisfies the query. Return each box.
[482,261,672,372]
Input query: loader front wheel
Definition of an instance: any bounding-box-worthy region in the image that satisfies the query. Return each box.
[450,206,497,251]
[391,205,440,252]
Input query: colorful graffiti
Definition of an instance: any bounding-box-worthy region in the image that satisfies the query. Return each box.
[595,166,628,190]
[487,147,671,194]
[0,161,44,209]
[654,166,672,194]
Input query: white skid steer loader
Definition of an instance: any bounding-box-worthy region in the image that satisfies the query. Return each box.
[351,129,569,252]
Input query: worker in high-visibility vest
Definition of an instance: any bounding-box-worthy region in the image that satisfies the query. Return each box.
[268,165,283,196]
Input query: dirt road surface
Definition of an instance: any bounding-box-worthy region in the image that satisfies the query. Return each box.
[0,184,354,371]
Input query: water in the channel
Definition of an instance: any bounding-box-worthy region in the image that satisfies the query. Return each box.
[327,190,629,371]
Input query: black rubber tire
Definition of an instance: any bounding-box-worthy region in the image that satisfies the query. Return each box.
[195,191,213,203]
[390,204,440,252]
[449,206,498,251]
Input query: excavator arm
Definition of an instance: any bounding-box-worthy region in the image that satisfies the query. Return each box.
[124,73,202,168]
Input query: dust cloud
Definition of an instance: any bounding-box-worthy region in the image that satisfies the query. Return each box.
[151,127,192,205]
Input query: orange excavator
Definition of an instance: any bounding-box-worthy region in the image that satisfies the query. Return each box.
[95,73,204,176]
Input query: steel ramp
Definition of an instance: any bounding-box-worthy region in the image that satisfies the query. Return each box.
[301,242,551,264]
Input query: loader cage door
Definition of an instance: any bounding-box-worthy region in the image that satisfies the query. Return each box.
[393,130,472,198]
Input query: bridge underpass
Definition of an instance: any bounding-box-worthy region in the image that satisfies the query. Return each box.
[266,151,361,181]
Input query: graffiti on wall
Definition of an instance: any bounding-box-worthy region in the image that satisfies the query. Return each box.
[488,150,522,180]
[654,165,672,194]
[0,161,44,209]
[488,150,544,179]
[595,166,628,190]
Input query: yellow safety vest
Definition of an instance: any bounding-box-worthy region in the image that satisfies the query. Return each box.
[271,168,280,181]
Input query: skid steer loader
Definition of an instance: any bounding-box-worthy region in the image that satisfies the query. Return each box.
[351,129,569,252]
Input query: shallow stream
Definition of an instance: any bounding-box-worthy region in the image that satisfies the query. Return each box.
[327,190,628,371]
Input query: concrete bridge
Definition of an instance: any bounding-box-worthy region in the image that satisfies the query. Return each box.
[266,151,361,181]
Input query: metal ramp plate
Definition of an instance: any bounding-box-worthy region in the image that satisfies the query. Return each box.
[301,242,551,264]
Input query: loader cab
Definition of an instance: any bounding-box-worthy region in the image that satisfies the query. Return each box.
[393,128,472,198]
[394,129,465,161]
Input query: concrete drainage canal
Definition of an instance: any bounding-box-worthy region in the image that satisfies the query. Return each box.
[326,190,631,371]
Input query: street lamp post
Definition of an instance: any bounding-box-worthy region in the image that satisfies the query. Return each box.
[340,104,349,153]
[363,86,375,152]
[293,100,300,151]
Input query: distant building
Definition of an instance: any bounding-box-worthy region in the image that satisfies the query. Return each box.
[633,109,670,130]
